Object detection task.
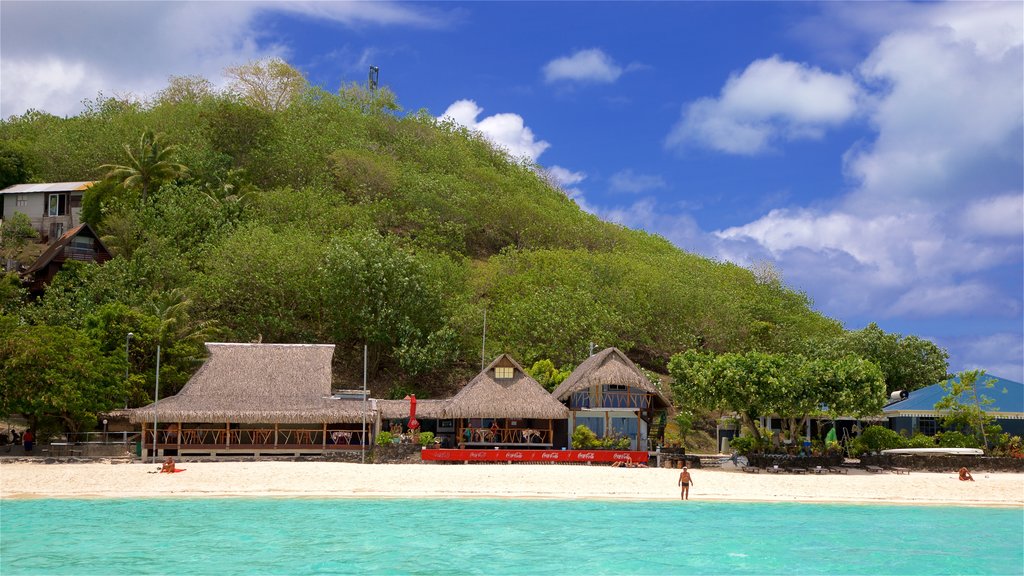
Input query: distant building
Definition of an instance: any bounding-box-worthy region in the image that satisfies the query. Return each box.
[884,375,1024,437]
[0,181,95,243]
[552,347,672,451]
[21,223,112,295]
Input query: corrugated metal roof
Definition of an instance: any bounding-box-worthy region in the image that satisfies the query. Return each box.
[883,375,1023,416]
[0,181,96,194]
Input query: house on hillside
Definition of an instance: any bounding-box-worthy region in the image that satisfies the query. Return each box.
[0,181,95,242]
[22,223,112,294]
[128,343,374,458]
[883,374,1024,437]
[442,354,570,449]
[552,347,672,451]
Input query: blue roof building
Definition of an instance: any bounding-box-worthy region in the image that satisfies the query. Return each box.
[883,375,1024,437]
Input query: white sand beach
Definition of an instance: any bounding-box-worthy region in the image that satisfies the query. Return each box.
[1,461,1021,506]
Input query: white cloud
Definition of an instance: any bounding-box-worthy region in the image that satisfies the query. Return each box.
[953,332,1024,382]
[0,1,445,118]
[691,3,1023,332]
[543,48,623,84]
[666,56,860,154]
[964,194,1024,237]
[438,99,550,162]
[546,165,586,188]
[843,4,1023,214]
[608,169,667,194]
[886,283,1010,317]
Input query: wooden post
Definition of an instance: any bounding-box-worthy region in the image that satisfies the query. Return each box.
[636,409,641,451]
[274,423,279,448]
[322,423,327,449]
[177,421,182,451]
[225,422,231,448]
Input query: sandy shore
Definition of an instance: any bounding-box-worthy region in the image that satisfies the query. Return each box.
[1,461,1021,506]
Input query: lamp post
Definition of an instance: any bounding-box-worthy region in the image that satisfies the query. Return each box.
[124,333,134,409]
[103,419,108,444]
[151,345,161,463]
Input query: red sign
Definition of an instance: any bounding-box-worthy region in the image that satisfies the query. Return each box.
[421,449,648,463]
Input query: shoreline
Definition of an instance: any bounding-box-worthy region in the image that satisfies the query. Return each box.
[2,461,1022,507]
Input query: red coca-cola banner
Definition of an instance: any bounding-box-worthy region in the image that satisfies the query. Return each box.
[421,449,649,463]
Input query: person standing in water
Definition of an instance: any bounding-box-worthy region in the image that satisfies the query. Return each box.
[678,466,693,500]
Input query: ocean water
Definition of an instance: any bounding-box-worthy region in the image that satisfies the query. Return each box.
[1,498,1021,575]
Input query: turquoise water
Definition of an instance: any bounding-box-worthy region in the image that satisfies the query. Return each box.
[2,498,1021,575]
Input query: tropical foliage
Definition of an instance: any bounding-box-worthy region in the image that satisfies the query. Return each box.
[0,58,949,434]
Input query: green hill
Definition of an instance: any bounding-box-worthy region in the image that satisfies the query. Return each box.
[0,72,843,401]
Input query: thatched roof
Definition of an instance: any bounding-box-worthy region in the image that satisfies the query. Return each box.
[377,398,449,420]
[552,347,671,409]
[128,343,372,424]
[441,354,569,420]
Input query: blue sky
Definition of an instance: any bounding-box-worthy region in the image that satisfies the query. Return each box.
[2,1,1022,380]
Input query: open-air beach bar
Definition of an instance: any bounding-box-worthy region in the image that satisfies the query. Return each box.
[442,354,570,449]
[129,343,373,457]
[552,347,671,451]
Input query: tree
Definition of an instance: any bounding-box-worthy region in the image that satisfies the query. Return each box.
[935,369,1000,449]
[668,350,886,443]
[0,212,41,265]
[0,321,126,435]
[525,359,572,392]
[669,350,793,442]
[0,143,30,189]
[840,323,948,394]
[225,58,307,112]
[322,228,457,374]
[155,74,215,106]
[99,129,187,203]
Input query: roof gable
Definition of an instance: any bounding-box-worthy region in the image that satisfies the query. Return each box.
[552,347,671,409]
[442,354,569,419]
[23,223,111,276]
[129,343,372,423]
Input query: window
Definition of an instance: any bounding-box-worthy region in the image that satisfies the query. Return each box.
[50,222,64,239]
[494,366,514,379]
[16,195,27,207]
[48,194,66,216]
[608,384,628,391]
[918,417,937,436]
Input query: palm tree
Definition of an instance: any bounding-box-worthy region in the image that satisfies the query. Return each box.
[100,129,186,202]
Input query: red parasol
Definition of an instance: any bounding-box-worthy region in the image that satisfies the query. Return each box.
[404,394,420,431]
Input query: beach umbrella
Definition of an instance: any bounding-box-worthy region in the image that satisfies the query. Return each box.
[404,394,420,431]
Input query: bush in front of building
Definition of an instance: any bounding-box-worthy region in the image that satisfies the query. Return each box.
[849,425,906,456]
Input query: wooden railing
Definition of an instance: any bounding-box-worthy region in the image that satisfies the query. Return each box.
[146,428,367,448]
[570,390,653,409]
[459,427,551,444]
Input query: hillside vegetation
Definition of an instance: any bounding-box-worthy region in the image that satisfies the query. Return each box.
[2,63,903,421]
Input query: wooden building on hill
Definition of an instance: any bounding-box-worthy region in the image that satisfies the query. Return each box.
[552,347,672,450]
[443,354,570,449]
[129,343,373,457]
[22,223,112,294]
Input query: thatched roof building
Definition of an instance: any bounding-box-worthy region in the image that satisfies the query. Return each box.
[129,343,371,424]
[441,354,569,420]
[552,347,671,409]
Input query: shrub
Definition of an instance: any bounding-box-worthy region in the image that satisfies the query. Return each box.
[418,431,435,447]
[572,425,598,449]
[729,435,757,455]
[375,431,394,446]
[935,431,980,448]
[850,425,906,456]
[905,433,936,449]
